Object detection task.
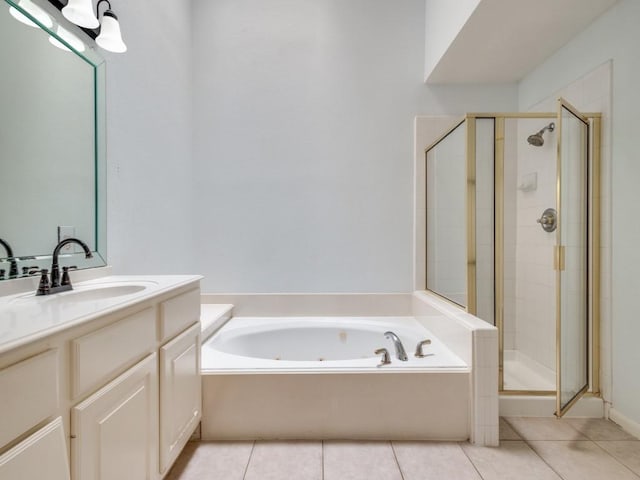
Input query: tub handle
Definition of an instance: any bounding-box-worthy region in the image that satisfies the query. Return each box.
[374,348,391,367]
[415,339,434,358]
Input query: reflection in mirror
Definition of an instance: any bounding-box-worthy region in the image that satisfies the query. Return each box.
[0,0,106,279]
[425,120,467,307]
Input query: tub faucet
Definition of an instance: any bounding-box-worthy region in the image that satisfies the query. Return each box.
[0,237,18,279]
[384,331,408,361]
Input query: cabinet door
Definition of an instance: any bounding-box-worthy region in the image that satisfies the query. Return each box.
[71,353,158,480]
[0,417,70,480]
[159,323,201,474]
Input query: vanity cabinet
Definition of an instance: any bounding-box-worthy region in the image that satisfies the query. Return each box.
[0,417,70,480]
[159,323,201,473]
[0,277,201,480]
[71,353,159,480]
[0,348,68,479]
[0,348,60,448]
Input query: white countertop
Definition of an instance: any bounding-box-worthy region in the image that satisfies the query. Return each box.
[0,274,202,355]
[201,303,233,340]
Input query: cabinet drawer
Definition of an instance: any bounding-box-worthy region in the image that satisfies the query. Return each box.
[159,288,200,343]
[72,307,156,398]
[0,349,59,448]
[0,417,70,480]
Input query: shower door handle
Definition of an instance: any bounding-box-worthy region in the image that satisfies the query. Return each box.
[554,245,566,271]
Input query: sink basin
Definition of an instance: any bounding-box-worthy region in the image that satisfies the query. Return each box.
[11,282,154,305]
[58,284,147,302]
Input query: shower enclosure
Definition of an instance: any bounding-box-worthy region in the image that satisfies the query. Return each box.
[425,99,601,416]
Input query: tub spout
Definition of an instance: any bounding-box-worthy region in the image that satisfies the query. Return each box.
[384,331,408,361]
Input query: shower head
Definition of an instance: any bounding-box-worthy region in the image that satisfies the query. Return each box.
[527,122,555,146]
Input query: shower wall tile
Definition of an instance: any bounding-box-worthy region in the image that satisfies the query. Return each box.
[512,117,557,373]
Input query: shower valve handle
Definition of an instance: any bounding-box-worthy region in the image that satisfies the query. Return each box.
[536,208,557,232]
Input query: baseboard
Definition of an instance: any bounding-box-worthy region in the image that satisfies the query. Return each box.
[609,408,640,439]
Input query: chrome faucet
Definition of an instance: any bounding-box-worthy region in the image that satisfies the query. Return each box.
[0,237,18,279]
[384,331,408,361]
[36,238,93,295]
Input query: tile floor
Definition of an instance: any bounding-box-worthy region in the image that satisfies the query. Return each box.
[166,418,640,480]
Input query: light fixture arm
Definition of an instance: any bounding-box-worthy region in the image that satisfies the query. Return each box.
[95,0,112,18]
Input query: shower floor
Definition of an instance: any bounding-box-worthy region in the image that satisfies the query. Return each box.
[503,349,556,391]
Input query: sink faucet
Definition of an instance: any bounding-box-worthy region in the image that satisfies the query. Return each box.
[36,238,93,295]
[384,331,408,361]
[0,237,18,279]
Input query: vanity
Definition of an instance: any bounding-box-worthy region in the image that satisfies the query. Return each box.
[0,3,204,478]
[0,273,202,480]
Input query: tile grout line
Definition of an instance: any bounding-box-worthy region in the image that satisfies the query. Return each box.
[563,413,640,474]
[504,417,640,479]
[241,441,256,480]
[520,438,571,480]
[458,441,488,480]
[590,440,640,479]
[501,417,567,479]
[389,441,405,480]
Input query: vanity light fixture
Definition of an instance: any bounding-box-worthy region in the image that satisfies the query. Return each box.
[94,0,126,53]
[61,0,98,29]
[9,0,53,28]
[46,0,127,53]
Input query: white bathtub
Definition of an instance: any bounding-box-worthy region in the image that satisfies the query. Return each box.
[199,291,498,445]
[201,316,467,372]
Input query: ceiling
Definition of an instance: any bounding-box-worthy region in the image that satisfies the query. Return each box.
[426,0,619,84]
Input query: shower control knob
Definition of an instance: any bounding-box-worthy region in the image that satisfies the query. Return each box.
[536,208,557,232]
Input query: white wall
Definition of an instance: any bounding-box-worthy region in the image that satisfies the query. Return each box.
[191,0,517,293]
[104,0,196,275]
[518,0,639,425]
[423,0,480,81]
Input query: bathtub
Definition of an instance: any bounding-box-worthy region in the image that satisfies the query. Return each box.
[201,292,498,445]
[201,316,467,372]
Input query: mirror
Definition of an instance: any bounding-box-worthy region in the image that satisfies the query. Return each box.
[0,0,106,280]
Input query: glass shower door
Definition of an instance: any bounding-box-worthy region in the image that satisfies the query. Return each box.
[556,99,590,416]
